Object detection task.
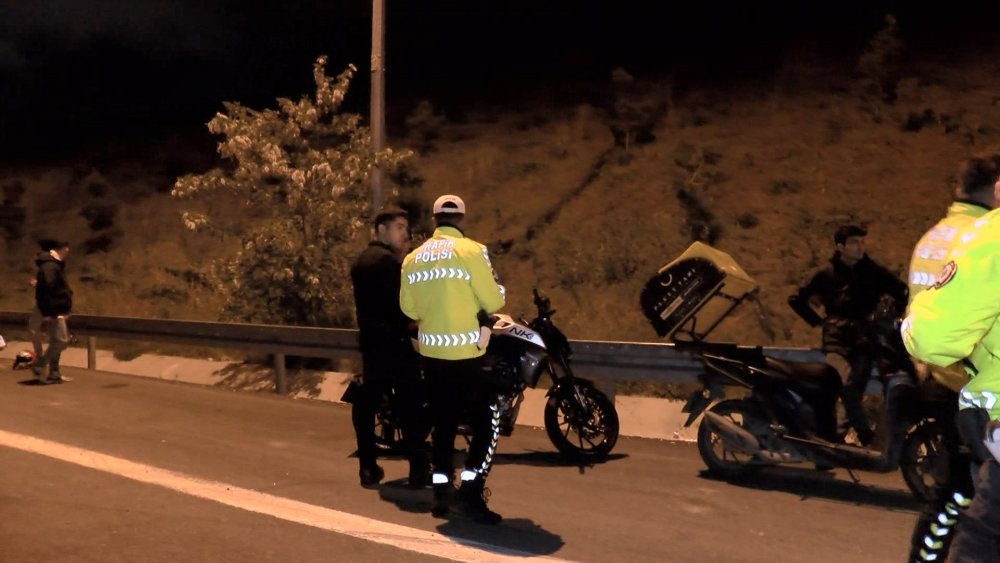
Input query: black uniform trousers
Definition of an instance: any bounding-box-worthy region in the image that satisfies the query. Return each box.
[422,355,500,481]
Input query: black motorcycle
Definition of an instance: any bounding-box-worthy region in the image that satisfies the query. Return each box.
[638,244,948,502]
[374,289,620,461]
[679,299,949,502]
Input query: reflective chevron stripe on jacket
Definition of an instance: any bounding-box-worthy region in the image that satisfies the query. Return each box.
[406,267,471,284]
[419,331,481,348]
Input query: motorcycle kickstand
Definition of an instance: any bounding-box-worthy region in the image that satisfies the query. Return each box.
[845,467,862,485]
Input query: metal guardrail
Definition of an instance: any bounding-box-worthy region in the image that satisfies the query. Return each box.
[0,311,822,397]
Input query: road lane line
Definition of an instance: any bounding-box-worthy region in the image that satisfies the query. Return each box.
[0,429,570,563]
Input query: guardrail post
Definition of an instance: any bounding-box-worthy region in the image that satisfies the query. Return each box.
[87,336,97,370]
[274,353,287,394]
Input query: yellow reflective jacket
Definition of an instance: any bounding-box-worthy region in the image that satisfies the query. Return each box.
[902,209,1000,420]
[400,225,506,360]
[907,201,990,392]
[908,201,989,296]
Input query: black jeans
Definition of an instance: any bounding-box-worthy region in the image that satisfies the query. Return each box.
[351,357,428,471]
[825,351,874,442]
[422,356,502,482]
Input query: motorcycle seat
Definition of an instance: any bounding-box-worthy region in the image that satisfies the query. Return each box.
[757,356,842,394]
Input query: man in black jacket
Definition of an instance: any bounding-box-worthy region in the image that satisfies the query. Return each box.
[30,238,74,384]
[349,206,429,488]
[788,225,908,445]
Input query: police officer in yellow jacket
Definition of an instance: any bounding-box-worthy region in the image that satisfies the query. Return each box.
[400,194,506,524]
[904,155,1000,562]
[907,154,1000,392]
[903,201,1000,561]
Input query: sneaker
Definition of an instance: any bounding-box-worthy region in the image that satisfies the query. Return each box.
[453,481,502,525]
[359,464,384,489]
[31,361,46,379]
[47,373,72,384]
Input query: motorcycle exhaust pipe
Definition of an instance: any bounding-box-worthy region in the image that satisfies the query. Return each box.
[703,411,762,455]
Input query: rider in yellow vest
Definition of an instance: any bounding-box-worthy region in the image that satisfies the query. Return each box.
[903,154,1000,562]
[903,191,1000,560]
[400,194,506,524]
[907,154,1000,392]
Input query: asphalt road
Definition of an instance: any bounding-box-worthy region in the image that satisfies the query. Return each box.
[0,366,919,562]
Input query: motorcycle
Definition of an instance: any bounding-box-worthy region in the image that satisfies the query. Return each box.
[679,296,948,502]
[373,288,620,461]
[638,242,947,502]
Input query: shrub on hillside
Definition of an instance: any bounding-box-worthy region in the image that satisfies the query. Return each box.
[857,14,904,105]
[405,100,447,152]
[171,56,411,327]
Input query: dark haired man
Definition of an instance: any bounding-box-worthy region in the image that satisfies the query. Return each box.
[400,194,507,524]
[789,225,908,446]
[349,206,429,489]
[30,238,74,384]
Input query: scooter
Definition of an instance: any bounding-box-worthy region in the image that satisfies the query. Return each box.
[640,243,946,501]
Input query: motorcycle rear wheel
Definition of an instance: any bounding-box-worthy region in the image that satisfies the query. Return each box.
[697,399,766,479]
[900,420,949,503]
[544,381,619,461]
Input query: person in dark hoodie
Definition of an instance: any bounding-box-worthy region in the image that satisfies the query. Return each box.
[29,238,74,384]
[349,206,429,489]
[788,225,908,445]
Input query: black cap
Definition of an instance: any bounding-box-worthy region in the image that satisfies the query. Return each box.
[38,238,69,251]
[834,225,867,245]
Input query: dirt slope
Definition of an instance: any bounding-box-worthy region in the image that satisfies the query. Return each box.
[3,53,999,352]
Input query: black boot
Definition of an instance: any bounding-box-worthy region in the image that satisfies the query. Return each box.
[407,459,431,490]
[431,483,453,518]
[359,463,384,489]
[453,479,502,525]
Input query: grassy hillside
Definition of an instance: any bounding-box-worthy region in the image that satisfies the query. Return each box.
[3,51,999,353]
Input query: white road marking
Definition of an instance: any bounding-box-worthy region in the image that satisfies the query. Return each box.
[0,429,571,563]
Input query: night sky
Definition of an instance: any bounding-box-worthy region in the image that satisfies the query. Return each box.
[3,1,999,163]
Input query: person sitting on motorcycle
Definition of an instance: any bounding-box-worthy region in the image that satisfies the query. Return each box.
[788,225,908,446]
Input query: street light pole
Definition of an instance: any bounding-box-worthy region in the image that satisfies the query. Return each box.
[370,0,386,210]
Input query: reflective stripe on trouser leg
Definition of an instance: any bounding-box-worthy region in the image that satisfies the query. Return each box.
[915,490,972,562]
[464,398,502,481]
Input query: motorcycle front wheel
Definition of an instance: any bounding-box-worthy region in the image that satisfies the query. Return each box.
[696,399,766,479]
[544,381,620,461]
[900,419,950,503]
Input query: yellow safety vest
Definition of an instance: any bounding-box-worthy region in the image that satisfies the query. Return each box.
[903,209,1000,420]
[907,201,990,392]
[400,226,506,361]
